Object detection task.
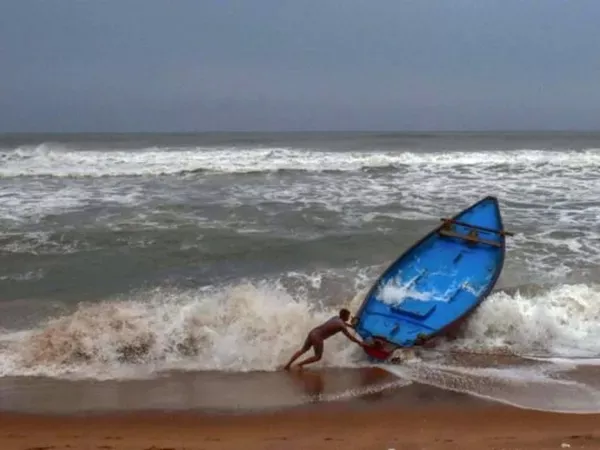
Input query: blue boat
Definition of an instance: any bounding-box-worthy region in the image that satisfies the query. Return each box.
[352,196,511,361]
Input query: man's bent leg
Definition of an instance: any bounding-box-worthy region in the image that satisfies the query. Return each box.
[283,335,313,370]
[296,339,324,369]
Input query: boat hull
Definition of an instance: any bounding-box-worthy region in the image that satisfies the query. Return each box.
[352,196,507,361]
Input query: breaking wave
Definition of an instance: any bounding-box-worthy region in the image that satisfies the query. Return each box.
[1,278,600,379]
[2,144,600,177]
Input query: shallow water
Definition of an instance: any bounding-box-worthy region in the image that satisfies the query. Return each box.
[1,132,600,413]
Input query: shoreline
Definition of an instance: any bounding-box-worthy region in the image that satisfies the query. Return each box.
[2,362,599,415]
[2,365,600,449]
[1,367,600,448]
[2,365,530,415]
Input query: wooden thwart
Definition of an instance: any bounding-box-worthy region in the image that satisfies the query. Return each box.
[438,228,502,247]
[440,218,514,236]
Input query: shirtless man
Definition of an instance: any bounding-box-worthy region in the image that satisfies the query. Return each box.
[283,308,367,370]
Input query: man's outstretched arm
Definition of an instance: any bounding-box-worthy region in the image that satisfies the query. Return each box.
[342,327,366,346]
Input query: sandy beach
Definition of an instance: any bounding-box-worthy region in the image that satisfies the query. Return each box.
[2,403,600,450]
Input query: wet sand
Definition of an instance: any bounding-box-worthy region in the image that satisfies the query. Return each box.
[0,367,406,413]
[2,403,600,450]
[2,367,600,449]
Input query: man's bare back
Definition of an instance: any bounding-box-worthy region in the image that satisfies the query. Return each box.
[283,308,367,370]
[310,316,347,340]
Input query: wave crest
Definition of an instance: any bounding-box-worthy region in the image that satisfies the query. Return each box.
[2,144,600,178]
[2,279,600,379]
[2,281,367,378]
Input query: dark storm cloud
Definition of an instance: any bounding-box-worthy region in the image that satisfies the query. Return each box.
[1,0,599,131]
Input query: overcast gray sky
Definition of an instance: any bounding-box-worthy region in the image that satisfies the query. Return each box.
[1,1,599,132]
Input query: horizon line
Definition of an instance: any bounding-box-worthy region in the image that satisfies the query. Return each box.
[3,129,600,135]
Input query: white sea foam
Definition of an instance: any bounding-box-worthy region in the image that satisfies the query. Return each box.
[0,270,44,282]
[0,279,371,379]
[381,361,600,413]
[308,379,412,404]
[452,283,600,358]
[0,231,98,255]
[1,280,600,380]
[3,173,597,289]
[376,270,483,306]
[2,144,600,177]
[2,147,599,284]
[377,274,433,305]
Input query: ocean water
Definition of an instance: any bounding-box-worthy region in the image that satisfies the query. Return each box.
[1,131,600,412]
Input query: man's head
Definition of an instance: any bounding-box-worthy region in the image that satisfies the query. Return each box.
[339,308,351,322]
